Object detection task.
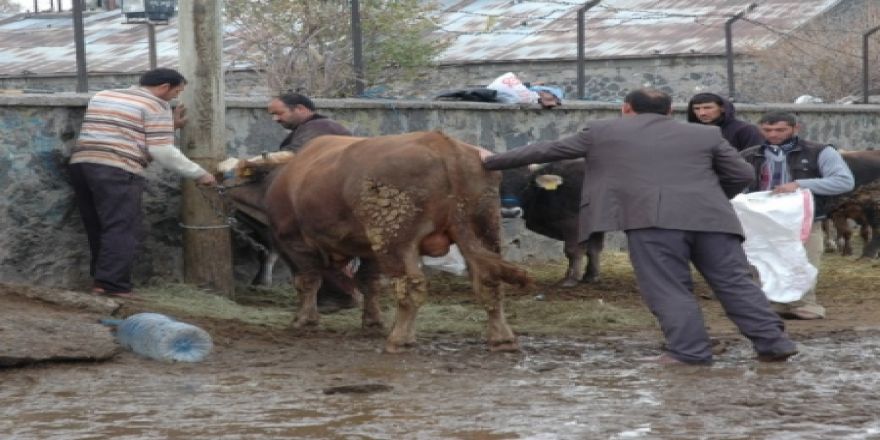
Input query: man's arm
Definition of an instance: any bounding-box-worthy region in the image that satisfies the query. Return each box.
[482,128,593,170]
[713,139,755,198]
[794,147,855,195]
[145,108,216,184]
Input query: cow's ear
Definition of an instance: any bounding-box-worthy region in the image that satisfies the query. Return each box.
[535,174,563,190]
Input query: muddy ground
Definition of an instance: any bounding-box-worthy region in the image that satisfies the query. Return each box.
[2,251,880,439]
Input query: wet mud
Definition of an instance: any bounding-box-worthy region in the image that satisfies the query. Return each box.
[3,330,880,439]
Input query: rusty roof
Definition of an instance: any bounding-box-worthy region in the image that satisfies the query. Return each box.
[432,0,844,63]
[0,9,245,76]
[0,1,846,75]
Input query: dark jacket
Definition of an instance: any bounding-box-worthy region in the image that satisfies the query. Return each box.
[741,139,832,219]
[687,93,764,151]
[484,113,753,242]
[279,114,352,151]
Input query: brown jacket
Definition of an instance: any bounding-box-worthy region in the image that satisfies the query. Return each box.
[483,113,754,242]
[279,115,351,152]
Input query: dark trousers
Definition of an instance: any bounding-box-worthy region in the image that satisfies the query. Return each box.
[69,162,146,293]
[626,228,796,363]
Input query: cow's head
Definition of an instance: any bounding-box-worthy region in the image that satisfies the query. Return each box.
[499,164,564,218]
[216,151,296,186]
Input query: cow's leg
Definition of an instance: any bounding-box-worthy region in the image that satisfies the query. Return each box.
[382,250,427,354]
[860,208,880,258]
[251,249,279,286]
[463,189,522,352]
[461,249,518,351]
[274,238,323,328]
[291,270,322,328]
[581,232,605,283]
[833,215,854,256]
[560,240,584,287]
[822,219,837,253]
[355,258,385,333]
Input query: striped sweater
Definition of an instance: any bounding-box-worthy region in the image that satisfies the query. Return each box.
[70,87,205,179]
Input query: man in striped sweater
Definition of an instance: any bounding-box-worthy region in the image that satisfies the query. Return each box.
[69,68,217,297]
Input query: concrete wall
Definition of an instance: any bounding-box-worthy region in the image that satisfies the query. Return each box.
[2,94,879,289]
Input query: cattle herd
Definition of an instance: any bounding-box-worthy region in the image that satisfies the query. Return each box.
[216,131,880,353]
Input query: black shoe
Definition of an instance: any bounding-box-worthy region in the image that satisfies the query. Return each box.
[757,348,799,362]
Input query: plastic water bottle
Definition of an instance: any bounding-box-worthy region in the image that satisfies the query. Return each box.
[111,313,214,363]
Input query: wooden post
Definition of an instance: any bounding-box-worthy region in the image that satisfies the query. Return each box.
[178,0,234,296]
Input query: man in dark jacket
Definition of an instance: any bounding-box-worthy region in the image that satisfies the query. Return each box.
[741,112,854,320]
[268,92,351,151]
[687,92,764,151]
[234,93,358,312]
[478,88,797,365]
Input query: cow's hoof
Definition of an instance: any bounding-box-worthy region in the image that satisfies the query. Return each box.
[580,275,599,284]
[489,341,520,352]
[383,342,414,354]
[559,278,578,288]
[362,322,385,336]
[290,318,320,329]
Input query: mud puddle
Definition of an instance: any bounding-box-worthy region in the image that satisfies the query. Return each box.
[3,330,880,439]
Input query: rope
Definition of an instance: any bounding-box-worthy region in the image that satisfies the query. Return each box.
[192,184,271,254]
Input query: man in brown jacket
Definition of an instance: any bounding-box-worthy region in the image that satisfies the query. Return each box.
[267,92,351,151]
[480,88,797,365]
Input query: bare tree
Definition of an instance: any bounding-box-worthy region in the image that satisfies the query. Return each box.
[743,1,880,103]
[0,0,22,14]
[225,0,446,97]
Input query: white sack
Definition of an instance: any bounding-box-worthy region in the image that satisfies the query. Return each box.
[421,244,468,276]
[731,190,817,303]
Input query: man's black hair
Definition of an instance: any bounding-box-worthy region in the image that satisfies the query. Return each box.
[139,68,187,87]
[624,88,672,115]
[689,93,725,107]
[277,92,316,111]
[758,112,798,127]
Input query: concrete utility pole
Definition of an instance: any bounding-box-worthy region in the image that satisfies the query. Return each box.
[724,2,757,102]
[863,25,880,104]
[576,0,601,100]
[178,0,234,296]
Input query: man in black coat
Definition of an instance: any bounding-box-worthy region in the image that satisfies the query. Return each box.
[687,92,764,151]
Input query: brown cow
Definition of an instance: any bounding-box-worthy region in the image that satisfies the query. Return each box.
[825,151,880,258]
[824,201,872,256]
[264,131,531,353]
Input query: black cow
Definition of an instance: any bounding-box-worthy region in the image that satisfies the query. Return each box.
[500,159,605,287]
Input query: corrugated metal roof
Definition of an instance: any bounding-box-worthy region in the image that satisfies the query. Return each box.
[0,1,845,75]
[0,10,244,76]
[432,0,844,63]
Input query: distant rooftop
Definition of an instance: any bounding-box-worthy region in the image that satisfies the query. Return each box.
[0,9,245,76]
[431,0,843,63]
[0,1,846,76]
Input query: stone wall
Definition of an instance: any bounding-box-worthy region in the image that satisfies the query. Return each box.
[2,94,879,289]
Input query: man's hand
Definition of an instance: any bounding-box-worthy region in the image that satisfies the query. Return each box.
[173,103,188,129]
[771,182,800,194]
[196,173,217,187]
[474,145,495,162]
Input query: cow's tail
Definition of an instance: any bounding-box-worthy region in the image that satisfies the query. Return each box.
[466,251,531,287]
[437,133,531,288]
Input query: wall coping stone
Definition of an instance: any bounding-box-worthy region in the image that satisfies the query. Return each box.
[4,94,880,114]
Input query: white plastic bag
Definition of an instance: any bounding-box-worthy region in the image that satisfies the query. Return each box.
[487,72,538,104]
[731,190,817,303]
[421,244,468,276]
